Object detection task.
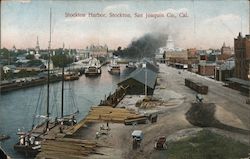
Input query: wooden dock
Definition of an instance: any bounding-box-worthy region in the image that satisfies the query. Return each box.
[99,86,128,107]
[36,105,145,158]
[65,106,142,135]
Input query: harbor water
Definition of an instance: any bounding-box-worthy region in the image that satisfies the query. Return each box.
[0,65,133,159]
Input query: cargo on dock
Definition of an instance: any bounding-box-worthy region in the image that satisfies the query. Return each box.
[124,116,147,125]
[36,138,104,159]
[65,106,145,135]
[85,106,143,123]
[185,78,208,94]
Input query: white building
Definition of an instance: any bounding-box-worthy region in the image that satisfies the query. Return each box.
[155,35,184,62]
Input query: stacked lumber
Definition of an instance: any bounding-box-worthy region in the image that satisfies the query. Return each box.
[36,138,104,159]
[64,106,144,135]
[85,106,143,123]
[65,119,88,135]
[139,101,179,109]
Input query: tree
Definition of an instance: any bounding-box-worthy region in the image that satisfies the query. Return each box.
[51,54,73,68]
[27,60,43,67]
[5,71,14,80]
[0,67,5,80]
[40,54,48,60]
[26,54,35,60]
[0,48,9,58]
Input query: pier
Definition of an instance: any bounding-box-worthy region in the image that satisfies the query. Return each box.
[35,85,145,158]
[0,75,61,93]
[99,86,128,107]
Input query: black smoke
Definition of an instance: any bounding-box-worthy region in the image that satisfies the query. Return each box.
[114,33,167,59]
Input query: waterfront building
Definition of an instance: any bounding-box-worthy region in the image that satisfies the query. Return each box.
[141,59,159,72]
[76,44,108,60]
[86,44,108,57]
[118,68,157,95]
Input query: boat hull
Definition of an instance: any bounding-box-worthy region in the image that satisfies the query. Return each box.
[85,67,101,77]
[64,75,79,81]
[108,69,120,74]
[85,72,101,77]
[14,144,40,157]
[108,67,120,74]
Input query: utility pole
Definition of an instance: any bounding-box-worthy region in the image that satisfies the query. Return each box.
[143,63,147,97]
[61,43,65,119]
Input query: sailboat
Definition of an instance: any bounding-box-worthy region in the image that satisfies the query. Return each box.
[58,44,79,126]
[13,9,78,157]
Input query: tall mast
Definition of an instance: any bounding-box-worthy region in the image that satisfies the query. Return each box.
[61,43,65,118]
[46,8,52,131]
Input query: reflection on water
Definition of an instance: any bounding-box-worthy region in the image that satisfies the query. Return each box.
[0,65,134,159]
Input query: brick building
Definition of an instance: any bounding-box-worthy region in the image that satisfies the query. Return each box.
[198,63,215,77]
[187,48,197,57]
[164,50,188,62]
[234,33,250,80]
[221,42,232,55]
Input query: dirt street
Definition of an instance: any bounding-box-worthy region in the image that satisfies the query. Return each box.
[74,64,249,159]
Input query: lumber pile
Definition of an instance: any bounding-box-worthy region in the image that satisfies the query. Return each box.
[65,118,88,135]
[85,106,143,123]
[136,100,179,109]
[36,138,104,159]
[64,106,145,135]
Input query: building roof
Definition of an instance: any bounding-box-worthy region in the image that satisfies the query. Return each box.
[140,59,159,72]
[198,62,216,66]
[119,67,157,89]
[227,77,250,87]
[217,53,232,61]
[219,58,235,70]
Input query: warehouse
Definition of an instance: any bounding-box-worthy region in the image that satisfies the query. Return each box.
[118,68,157,95]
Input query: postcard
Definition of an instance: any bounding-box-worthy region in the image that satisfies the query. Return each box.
[0,0,249,159]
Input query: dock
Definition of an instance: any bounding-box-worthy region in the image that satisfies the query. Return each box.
[36,138,105,159]
[99,86,128,107]
[36,105,145,158]
[65,106,142,135]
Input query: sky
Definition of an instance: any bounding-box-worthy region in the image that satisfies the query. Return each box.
[1,0,249,50]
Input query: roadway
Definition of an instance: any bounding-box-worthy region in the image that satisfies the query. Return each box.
[161,64,250,129]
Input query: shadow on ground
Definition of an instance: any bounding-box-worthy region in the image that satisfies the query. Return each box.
[185,103,250,135]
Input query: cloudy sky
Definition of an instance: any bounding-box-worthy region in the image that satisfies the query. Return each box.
[1,0,249,50]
